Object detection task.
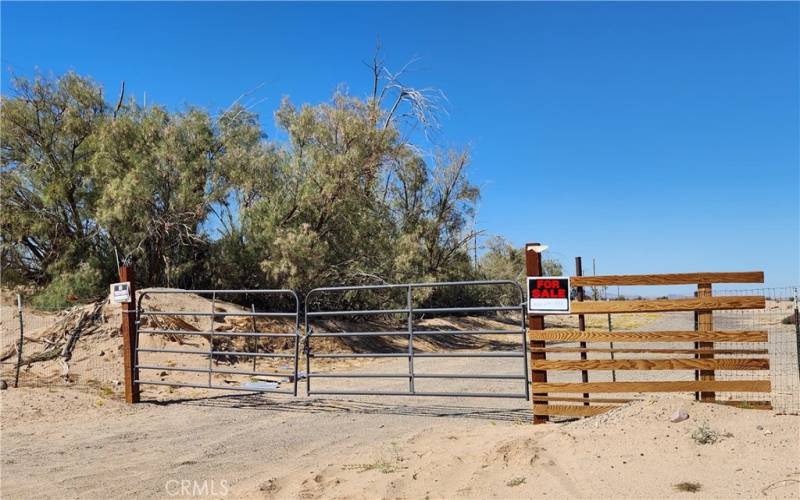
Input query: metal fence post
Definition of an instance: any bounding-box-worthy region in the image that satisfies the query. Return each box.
[575,257,589,404]
[607,313,616,383]
[407,285,415,394]
[794,287,799,336]
[292,291,301,397]
[520,296,531,401]
[208,292,216,388]
[794,287,799,383]
[120,266,140,403]
[250,304,258,372]
[14,294,24,388]
[527,243,549,423]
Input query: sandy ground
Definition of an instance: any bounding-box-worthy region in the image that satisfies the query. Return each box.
[1,387,798,499]
[1,290,798,498]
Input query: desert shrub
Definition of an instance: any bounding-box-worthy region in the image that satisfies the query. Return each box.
[673,482,702,493]
[32,262,104,309]
[691,422,718,445]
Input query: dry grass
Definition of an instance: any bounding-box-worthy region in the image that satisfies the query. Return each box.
[546,312,660,330]
[673,482,702,493]
[342,444,407,474]
[691,422,718,445]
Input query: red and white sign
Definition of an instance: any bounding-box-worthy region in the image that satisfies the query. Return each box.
[527,277,570,314]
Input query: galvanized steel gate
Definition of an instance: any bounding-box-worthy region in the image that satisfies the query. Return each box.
[134,281,529,400]
[136,289,301,395]
[304,281,530,399]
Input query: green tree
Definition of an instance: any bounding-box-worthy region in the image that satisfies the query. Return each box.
[478,236,565,300]
[1,60,488,305]
[1,72,111,302]
[90,104,221,287]
[224,59,480,293]
[543,258,564,277]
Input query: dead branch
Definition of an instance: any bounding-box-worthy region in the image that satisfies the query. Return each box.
[61,311,87,362]
[113,81,125,118]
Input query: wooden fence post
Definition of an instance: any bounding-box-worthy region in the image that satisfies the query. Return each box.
[697,283,715,402]
[526,243,548,424]
[120,265,140,403]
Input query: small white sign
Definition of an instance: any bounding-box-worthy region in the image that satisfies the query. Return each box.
[527,276,571,314]
[110,282,131,303]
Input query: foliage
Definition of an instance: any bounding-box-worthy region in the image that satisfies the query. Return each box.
[476,237,564,305]
[31,261,103,309]
[506,477,527,487]
[543,259,564,277]
[479,237,564,283]
[1,65,543,307]
[90,104,230,287]
[690,422,719,445]
[1,72,110,289]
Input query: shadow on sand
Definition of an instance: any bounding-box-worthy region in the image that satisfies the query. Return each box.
[150,393,534,423]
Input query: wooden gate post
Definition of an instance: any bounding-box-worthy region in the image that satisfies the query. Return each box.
[526,243,548,424]
[120,266,140,403]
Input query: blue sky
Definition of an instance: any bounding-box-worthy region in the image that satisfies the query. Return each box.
[2,2,798,294]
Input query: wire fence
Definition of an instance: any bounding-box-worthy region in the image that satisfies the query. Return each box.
[713,287,799,414]
[592,287,800,414]
[0,296,122,393]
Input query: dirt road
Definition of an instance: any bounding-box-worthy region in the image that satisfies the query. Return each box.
[2,385,798,499]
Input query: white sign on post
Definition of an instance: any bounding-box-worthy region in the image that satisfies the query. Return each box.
[527,276,571,314]
[110,282,131,303]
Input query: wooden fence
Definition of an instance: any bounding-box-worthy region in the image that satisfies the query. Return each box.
[525,246,769,423]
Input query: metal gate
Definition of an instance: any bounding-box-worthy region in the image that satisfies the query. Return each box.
[135,289,301,395]
[304,280,530,399]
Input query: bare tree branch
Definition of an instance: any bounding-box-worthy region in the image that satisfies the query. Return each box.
[113,81,124,118]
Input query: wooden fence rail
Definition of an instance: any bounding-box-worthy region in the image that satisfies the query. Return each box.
[571,271,764,287]
[570,295,764,314]
[523,251,770,423]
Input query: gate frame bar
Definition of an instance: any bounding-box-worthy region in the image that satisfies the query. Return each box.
[304,280,530,399]
[134,288,301,396]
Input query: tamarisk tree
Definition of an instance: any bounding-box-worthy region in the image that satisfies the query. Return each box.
[2,58,487,306]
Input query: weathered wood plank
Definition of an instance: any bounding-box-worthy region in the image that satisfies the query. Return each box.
[533,404,617,417]
[532,358,769,371]
[570,296,764,314]
[571,272,764,287]
[531,380,771,393]
[531,347,769,355]
[531,396,634,404]
[529,329,768,343]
